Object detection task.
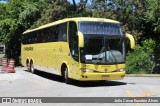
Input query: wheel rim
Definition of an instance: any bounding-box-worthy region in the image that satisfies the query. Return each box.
[64,68,67,79]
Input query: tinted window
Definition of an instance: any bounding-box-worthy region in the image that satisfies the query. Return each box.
[22,22,68,44]
[69,21,79,61]
[58,23,67,41]
[22,25,59,44]
[79,22,122,36]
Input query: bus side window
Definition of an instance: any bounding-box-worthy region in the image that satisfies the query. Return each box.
[28,33,32,44]
[47,27,52,42]
[37,31,43,43]
[54,26,58,41]
[42,29,46,42]
[32,32,36,44]
[22,35,25,44]
[58,23,67,42]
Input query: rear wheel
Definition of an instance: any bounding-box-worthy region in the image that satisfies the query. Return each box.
[64,67,70,84]
[30,61,36,74]
[26,61,30,72]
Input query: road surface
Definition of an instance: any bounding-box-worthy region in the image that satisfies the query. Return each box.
[0,67,160,106]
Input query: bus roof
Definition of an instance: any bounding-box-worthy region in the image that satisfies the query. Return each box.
[23,17,120,34]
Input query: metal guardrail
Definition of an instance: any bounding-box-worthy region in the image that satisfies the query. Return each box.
[0,44,5,66]
[0,58,2,66]
[0,55,5,66]
[151,54,160,74]
[152,54,160,61]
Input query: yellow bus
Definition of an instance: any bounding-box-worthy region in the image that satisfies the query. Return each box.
[21,17,135,84]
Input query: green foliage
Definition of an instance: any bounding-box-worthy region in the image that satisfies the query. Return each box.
[0,0,47,65]
[126,39,156,74]
[0,19,18,43]
[32,0,69,27]
[145,0,160,33]
[32,0,92,28]
[90,0,148,42]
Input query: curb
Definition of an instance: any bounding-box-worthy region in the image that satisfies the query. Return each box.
[126,74,160,77]
[0,71,8,74]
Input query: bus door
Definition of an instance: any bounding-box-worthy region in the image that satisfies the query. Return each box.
[69,21,80,78]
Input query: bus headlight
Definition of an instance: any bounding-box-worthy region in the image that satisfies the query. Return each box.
[117,68,125,72]
[81,68,94,72]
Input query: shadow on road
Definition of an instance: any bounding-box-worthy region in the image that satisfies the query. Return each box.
[71,80,127,87]
[29,70,127,87]
[33,70,64,83]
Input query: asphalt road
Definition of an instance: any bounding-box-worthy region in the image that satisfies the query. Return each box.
[0,67,160,106]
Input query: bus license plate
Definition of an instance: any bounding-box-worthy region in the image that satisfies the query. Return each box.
[102,75,110,79]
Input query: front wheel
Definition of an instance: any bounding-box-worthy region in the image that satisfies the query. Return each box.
[64,67,70,84]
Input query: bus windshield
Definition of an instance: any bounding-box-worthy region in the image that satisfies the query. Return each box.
[79,22,122,35]
[79,22,125,64]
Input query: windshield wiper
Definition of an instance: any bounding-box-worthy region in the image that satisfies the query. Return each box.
[94,46,105,64]
[107,47,117,63]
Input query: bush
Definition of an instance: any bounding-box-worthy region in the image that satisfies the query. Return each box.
[126,39,156,74]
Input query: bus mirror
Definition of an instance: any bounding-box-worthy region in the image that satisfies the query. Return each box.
[78,31,84,48]
[126,33,135,49]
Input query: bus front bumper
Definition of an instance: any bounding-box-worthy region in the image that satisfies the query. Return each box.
[78,71,125,81]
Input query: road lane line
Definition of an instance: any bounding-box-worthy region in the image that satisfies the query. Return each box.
[126,90,141,106]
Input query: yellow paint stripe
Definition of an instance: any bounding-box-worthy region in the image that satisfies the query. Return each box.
[125,90,141,106]
[143,90,160,97]
[126,90,160,106]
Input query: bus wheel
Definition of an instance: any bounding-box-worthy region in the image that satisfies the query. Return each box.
[30,61,36,74]
[64,67,70,84]
[26,61,30,72]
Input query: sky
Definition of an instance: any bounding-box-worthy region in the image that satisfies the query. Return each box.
[67,0,80,4]
[67,0,91,4]
[0,0,9,4]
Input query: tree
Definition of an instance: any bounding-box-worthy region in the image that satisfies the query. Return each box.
[0,0,47,65]
[33,0,92,27]
[1,0,159,67]
[72,0,88,14]
[91,0,147,42]
[144,0,160,39]
[126,39,156,74]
